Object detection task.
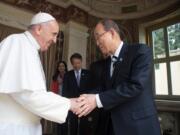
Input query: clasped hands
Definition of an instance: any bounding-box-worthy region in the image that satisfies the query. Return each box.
[70,94,96,117]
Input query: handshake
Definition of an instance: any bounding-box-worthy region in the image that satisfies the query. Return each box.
[69,94,97,117]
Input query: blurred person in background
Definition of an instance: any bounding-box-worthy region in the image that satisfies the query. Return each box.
[63,53,95,135]
[51,61,68,95]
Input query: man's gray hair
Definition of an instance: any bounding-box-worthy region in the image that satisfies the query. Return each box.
[99,19,120,35]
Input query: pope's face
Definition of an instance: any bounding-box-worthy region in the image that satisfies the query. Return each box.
[39,21,59,51]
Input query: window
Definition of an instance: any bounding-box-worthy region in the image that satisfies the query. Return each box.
[147,18,180,100]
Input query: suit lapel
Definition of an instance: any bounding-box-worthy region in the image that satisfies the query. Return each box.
[71,70,76,83]
[105,57,111,80]
[104,57,111,89]
[79,69,84,87]
[110,44,128,84]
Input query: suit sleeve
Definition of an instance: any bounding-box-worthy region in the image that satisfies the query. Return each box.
[99,45,153,110]
[11,90,70,123]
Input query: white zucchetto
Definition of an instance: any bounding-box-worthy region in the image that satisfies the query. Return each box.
[30,12,55,25]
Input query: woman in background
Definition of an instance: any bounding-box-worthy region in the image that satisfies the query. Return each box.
[51,61,68,95]
[51,61,68,135]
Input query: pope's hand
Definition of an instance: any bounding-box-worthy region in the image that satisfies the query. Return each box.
[69,98,79,113]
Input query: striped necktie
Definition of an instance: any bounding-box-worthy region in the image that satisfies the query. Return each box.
[110,56,118,77]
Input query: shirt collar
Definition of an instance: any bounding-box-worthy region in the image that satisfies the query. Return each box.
[24,31,40,50]
[111,41,123,59]
[74,69,81,74]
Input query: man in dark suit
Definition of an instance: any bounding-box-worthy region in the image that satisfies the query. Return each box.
[62,53,94,135]
[76,19,162,135]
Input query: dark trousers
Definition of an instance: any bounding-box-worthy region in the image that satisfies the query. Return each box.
[107,118,115,135]
[60,112,78,135]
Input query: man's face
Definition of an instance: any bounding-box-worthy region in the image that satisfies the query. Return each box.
[71,58,82,71]
[94,23,112,55]
[38,21,59,51]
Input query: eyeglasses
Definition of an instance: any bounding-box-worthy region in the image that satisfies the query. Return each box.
[95,31,108,41]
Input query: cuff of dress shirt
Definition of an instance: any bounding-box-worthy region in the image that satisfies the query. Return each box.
[95,94,103,108]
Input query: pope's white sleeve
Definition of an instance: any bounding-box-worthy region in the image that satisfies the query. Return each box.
[11,90,71,123]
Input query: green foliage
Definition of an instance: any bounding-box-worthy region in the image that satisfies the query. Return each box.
[168,23,180,51]
[152,23,180,58]
[152,28,165,58]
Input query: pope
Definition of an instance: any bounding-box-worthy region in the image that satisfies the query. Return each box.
[0,12,80,135]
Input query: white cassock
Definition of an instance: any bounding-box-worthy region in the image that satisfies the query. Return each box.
[0,31,70,135]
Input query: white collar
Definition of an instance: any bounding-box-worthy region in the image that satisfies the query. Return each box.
[24,31,40,50]
[111,41,123,59]
[74,69,81,74]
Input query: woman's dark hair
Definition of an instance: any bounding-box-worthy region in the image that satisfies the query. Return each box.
[52,61,68,81]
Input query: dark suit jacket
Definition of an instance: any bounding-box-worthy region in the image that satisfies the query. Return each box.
[90,59,106,92]
[99,44,161,135]
[62,69,91,97]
